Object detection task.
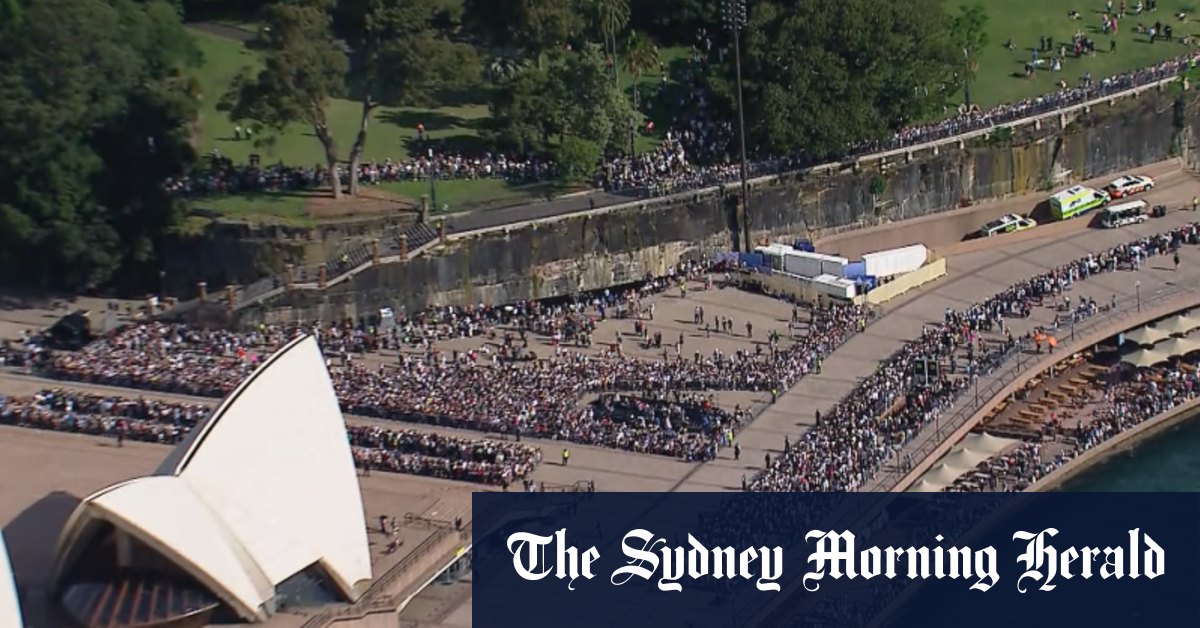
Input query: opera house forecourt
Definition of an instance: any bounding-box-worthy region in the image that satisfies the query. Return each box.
[47,335,372,627]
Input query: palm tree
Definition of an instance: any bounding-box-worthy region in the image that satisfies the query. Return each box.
[594,0,630,88]
[622,31,659,109]
[486,54,530,83]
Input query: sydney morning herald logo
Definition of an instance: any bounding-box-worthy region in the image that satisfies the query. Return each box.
[506,527,1164,593]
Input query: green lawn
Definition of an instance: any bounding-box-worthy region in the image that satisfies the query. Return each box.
[190,27,491,167]
[186,25,687,221]
[961,0,1199,107]
[188,191,315,225]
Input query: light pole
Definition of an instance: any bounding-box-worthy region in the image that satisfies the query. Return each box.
[723,0,751,252]
[427,148,438,212]
[963,48,972,109]
[1136,280,1142,312]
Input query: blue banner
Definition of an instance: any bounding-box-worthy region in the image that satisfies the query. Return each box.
[472,493,1200,628]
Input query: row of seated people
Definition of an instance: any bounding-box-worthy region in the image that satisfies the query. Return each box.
[0,390,542,486]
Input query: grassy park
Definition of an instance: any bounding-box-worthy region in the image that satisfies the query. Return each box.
[186,25,681,222]
[961,0,1198,107]
[184,0,1199,224]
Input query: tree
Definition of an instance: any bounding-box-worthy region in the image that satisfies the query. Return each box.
[336,0,480,196]
[629,0,719,45]
[464,0,586,67]
[555,136,602,183]
[622,31,660,108]
[552,44,638,150]
[0,0,198,291]
[223,0,348,197]
[489,43,636,154]
[728,0,959,160]
[488,68,561,153]
[951,4,989,108]
[594,0,630,86]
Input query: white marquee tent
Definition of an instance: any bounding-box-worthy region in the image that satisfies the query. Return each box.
[51,335,372,622]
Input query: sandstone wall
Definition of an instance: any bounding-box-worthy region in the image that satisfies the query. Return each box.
[240,91,1197,325]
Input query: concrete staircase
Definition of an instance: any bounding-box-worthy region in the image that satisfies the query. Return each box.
[399,222,438,251]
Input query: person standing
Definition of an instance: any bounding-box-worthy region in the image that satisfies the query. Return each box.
[561,448,570,466]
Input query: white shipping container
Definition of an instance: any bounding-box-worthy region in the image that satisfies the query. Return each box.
[820,257,849,277]
[861,244,928,278]
[783,252,822,277]
[755,244,795,272]
[810,274,857,299]
[783,251,849,278]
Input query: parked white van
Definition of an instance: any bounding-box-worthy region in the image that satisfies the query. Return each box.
[1100,200,1149,229]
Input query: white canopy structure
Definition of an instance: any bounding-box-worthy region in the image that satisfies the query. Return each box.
[1181,311,1200,334]
[0,531,22,628]
[907,432,1019,493]
[940,448,991,471]
[1122,325,1170,346]
[1121,347,1172,368]
[1154,315,1199,337]
[959,432,1019,456]
[907,462,973,493]
[51,335,371,623]
[1156,336,1200,358]
[906,479,945,493]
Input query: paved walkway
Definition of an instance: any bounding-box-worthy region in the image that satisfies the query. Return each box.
[673,167,1200,492]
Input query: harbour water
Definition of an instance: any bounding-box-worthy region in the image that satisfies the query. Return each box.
[1062,411,1200,491]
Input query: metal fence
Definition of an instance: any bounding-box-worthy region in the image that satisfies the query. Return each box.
[869,273,1200,492]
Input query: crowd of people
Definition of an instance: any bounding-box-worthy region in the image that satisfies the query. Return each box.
[0,389,540,486]
[347,424,541,487]
[164,149,558,200]
[23,262,871,461]
[749,220,1200,492]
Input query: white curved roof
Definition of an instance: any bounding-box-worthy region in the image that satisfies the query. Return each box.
[52,335,371,621]
[0,530,22,628]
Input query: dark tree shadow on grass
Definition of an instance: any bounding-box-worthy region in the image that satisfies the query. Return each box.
[380,109,470,132]
[401,133,489,156]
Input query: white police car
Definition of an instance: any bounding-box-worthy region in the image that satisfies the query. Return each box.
[978,214,1037,238]
[1104,175,1155,199]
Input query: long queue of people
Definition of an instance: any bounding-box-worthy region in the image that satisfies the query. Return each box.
[0,389,541,486]
[949,356,1200,492]
[163,151,557,199]
[750,221,1200,492]
[24,270,870,461]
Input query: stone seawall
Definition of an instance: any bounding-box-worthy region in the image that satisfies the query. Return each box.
[241,91,1197,325]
